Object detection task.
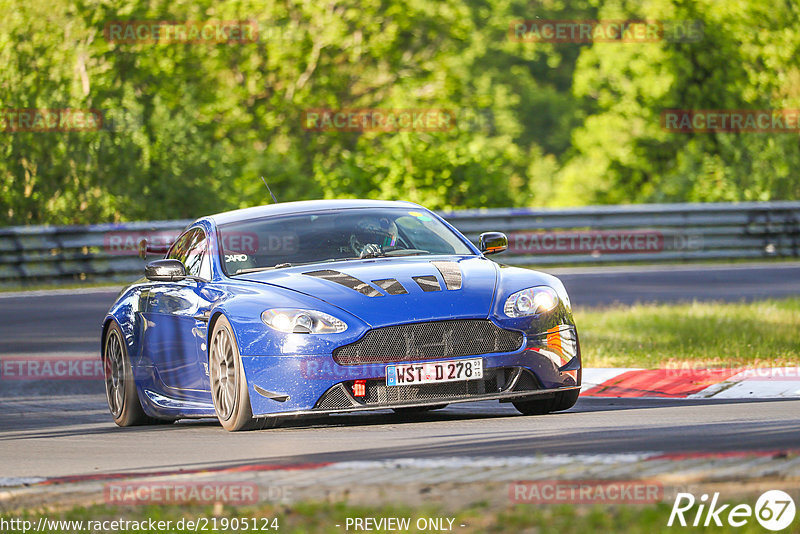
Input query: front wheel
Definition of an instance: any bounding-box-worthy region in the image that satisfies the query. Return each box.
[210,316,255,431]
[513,389,580,416]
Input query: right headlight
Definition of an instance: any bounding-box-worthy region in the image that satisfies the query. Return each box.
[503,286,559,317]
[261,309,347,334]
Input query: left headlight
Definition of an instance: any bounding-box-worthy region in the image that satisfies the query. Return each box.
[503,286,559,317]
[261,309,348,334]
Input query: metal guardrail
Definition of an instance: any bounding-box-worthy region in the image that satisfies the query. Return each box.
[1,202,798,287]
[443,201,800,266]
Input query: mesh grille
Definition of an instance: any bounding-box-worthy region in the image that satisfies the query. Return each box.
[514,369,539,391]
[333,320,524,365]
[313,368,541,410]
[315,384,354,410]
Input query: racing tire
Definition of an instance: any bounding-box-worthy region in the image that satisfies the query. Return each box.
[512,389,580,416]
[210,316,256,431]
[103,322,161,426]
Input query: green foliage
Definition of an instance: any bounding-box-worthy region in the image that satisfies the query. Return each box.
[0,0,798,225]
[558,0,800,205]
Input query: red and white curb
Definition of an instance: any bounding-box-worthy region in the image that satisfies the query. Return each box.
[582,368,800,399]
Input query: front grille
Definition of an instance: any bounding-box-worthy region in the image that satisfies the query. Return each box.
[333,320,524,365]
[313,367,541,410]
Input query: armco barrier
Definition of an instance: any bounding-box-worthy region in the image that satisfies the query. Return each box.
[0,202,798,287]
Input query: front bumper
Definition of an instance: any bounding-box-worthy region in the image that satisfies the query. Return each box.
[310,366,577,414]
[242,324,581,417]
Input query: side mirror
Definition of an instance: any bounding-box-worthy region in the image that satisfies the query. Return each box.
[145,259,187,282]
[479,232,508,255]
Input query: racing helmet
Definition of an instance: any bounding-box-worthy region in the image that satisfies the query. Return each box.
[350,216,399,255]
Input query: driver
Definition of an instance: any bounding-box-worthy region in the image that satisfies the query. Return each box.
[350,216,399,257]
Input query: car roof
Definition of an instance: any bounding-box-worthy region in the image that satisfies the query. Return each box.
[205,199,423,226]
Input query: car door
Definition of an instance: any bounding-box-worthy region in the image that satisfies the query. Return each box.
[142,228,215,394]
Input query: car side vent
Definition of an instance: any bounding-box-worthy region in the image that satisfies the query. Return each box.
[303,270,383,297]
[431,261,462,290]
[412,275,441,292]
[372,278,408,295]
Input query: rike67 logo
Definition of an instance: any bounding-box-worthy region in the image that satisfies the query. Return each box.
[669,490,796,531]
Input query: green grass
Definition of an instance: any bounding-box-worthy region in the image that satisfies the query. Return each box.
[0,501,779,534]
[576,297,800,368]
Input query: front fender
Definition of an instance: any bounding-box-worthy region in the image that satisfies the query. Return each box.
[208,282,371,357]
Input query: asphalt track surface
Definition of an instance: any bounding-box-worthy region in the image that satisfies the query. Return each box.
[0,395,799,479]
[1,262,799,480]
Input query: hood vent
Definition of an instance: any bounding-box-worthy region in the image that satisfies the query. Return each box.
[412,275,441,292]
[303,269,383,297]
[431,261,462,290]
[372,278,408,295]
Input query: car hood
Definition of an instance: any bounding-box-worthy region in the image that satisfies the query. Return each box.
[236,255,498,328]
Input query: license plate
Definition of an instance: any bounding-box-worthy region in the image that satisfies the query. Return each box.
[386,358,483,386]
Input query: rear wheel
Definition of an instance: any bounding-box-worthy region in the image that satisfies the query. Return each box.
[210,316,255,431]
[103,322,153,426]
[513,389,580,416]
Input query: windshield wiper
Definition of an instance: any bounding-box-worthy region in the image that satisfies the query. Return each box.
[383,249,431,257]
[233,262,295,275]
[233,266,275,275]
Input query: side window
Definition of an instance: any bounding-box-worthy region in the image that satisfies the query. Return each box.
[167,228,209,279]
[167,230,195,264]
[184,234,206,278]
[198,245,212,280]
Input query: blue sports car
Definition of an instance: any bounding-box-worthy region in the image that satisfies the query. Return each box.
[102,200,581,431]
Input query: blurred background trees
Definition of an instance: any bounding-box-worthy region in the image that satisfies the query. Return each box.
[1,0,798,225]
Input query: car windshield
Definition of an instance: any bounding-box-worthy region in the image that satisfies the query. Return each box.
[219,207,474,275]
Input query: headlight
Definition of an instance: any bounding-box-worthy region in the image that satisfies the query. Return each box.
[261,309,347,334]
[503,286,559,317]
